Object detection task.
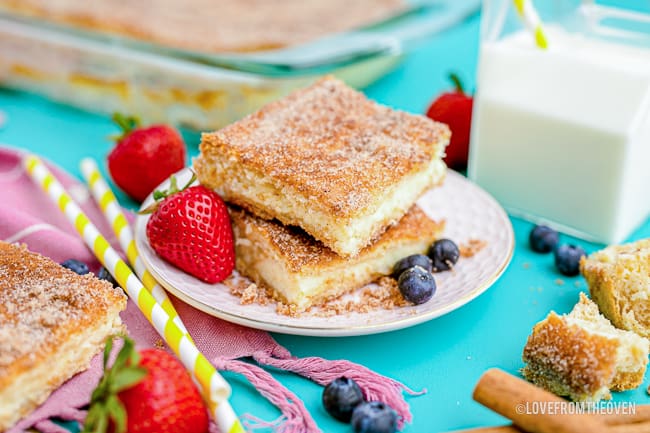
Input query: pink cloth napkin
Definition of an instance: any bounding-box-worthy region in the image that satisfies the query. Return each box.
[0,148,420,433]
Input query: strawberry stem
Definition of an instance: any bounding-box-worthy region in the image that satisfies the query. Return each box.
[82,336,147,433]
[111,113,140,142]
[449,73,465,94]
[138,172,198,215]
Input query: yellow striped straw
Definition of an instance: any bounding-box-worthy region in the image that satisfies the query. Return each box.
[79,158,190,340]
[513,0,548,49]
[24,155,244,433]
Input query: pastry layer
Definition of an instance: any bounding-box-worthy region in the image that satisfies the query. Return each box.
[231,205,444,310]
[196,76,449,257]
[581,238,650,337]
[522,293,649,402]
[0,242,127,431]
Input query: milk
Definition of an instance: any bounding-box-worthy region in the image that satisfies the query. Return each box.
[469,27,650,244]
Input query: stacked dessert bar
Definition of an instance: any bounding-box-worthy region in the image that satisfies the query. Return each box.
[194,77,450,311]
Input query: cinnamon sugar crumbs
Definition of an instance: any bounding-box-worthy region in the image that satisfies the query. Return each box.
[460,239,488,258]
[228,275,411,317]
[224,276,274,306]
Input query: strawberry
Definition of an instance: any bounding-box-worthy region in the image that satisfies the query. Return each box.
[83,337,209,433]
[107,113,186,202]
[426,74,474,171]
[143,175,235,284]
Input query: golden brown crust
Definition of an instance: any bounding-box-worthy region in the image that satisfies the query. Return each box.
[0,241,127,391]
[196,76,450,219]
[0,0,405,53]
[611,370,646,392]
[522,312,619,399]
[230,205,444,273]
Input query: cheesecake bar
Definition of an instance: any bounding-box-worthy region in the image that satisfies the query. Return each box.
[196,77,449,257]
[0,242,126,431]
[522,293,649,402]
[230,205,444,310]
[581,238,650,337]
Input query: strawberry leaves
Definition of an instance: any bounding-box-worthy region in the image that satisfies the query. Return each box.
[139,172,197,215]
[82,336,147,433]
[111,113,140,142]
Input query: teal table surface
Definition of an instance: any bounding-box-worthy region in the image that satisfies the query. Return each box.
[2,3,650,432]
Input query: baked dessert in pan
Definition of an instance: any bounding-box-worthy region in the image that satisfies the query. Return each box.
[0,0,406,53]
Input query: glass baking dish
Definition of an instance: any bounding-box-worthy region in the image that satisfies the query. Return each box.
[0,1,479,130]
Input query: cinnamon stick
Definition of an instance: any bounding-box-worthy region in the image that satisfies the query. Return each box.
[602,405,650,425]
[472,369,605,433]
[610,422,650,433]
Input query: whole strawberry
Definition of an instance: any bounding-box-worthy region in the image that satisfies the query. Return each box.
[83,337,209,433]
[108,113,186,202]
[144,175,235,284]
[426,74,473,171]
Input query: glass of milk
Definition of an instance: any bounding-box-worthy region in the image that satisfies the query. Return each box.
[468,0,650,244]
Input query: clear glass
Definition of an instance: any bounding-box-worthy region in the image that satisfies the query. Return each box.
[468,0,650,244]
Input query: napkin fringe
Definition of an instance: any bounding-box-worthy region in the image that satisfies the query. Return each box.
[214,357,321,433]
[253,349,425,429]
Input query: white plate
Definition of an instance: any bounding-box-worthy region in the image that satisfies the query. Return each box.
[135,168,514,337]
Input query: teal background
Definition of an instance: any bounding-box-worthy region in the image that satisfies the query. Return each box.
[1,1,650,432]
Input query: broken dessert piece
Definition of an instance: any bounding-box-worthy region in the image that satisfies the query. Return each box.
[195,76,449,257]
[522,293,649,402]
[581,238,650,337]
[0,242,127,431]
[230,205,444,311]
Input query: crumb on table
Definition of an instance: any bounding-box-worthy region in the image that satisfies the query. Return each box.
[460,239,488,258]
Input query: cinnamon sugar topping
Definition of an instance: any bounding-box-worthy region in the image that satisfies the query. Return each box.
[0,242,126,385]
[197,76,449,217]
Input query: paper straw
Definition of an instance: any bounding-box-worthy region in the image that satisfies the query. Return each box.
[513,0,548,49]
[79,158,189,339]
[24,155,244,433]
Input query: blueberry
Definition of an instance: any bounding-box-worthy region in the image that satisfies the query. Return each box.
[97,267,118,287]
[392,254,432,279]
[322,377,364,422]
[60,259,89,275]
[351,401,398,433]
[428,239,460,272]
[554,244,586,276]
[529,225,559,253]
[397,266,436,305]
